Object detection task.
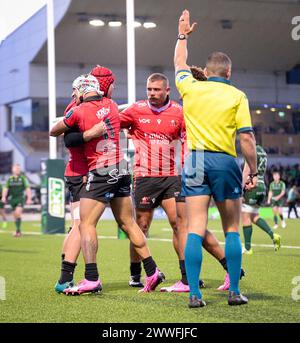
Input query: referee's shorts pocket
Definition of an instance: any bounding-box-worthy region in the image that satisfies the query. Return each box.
[207,157,242,202]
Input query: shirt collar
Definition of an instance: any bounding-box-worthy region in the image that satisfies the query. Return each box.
[207,76,231,85]
[83,95,103,102]
[147,98,171,114]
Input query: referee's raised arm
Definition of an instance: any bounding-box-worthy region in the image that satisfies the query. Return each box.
[174,9,196,73]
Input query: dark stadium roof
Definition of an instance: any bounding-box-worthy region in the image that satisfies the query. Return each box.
[32,0,300,72]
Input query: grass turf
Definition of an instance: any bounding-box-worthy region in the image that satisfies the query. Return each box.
[0,218,299,323]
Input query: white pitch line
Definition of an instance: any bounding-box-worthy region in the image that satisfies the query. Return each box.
[153,238,300,250]
[162,228,223,233]
[0,230,43,236]
[0,230,300,250]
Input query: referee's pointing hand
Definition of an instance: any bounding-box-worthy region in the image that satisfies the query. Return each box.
[178,9,197,36]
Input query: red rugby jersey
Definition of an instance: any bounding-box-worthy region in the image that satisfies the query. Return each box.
[120,100,184,177]
[63,100,89,177]
[64,98,121,172]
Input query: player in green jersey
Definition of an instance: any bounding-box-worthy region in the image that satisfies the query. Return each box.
[242,145,281,254]
[0,183,8,229]
[267,171,286,229]
[1,164,31,237]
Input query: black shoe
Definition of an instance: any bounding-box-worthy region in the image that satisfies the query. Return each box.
[240,268,246,280]
[199,279,205,288]
[189,295,206,308]
[129,275,144,288]
[228,291,248,306]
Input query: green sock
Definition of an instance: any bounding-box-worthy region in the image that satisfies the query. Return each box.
[255,218,274,239]
[274,215,278,225]
[15,218,21,233]
[243,225,253,251]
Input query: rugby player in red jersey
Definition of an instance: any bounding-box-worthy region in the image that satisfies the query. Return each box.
[54,67,116,294]
[120,73,184,289]
[51,74,165,295]
[53,100,89,293]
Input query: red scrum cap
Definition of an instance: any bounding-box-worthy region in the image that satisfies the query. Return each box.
[90,65,115,97]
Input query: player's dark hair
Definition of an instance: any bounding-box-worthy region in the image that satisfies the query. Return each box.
[190,66,207,81]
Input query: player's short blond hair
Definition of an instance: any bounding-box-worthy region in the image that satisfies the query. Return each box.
[147,73,169,88]
[206,52,232,78]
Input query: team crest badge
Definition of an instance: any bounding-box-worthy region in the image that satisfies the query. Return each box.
[141,197,150,205]
[65,110,73,119]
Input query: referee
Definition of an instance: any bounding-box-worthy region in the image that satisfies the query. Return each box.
[174,10,257,308]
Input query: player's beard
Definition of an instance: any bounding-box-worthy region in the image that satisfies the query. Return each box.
[149,97,164,108]
[149,98,157,105]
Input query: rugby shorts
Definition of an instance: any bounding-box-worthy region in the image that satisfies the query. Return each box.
[133,176,181,209]
[181,150,242,202]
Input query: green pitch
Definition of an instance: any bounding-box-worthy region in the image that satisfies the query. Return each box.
[0,218,299,323]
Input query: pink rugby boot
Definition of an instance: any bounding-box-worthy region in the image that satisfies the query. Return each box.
[64,279,102,295]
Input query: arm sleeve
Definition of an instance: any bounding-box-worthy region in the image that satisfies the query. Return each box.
[64,108,78,128]
[63,130,84,148]
[236,93,253,133]
[175,70,194,97]
[119,106,135,129]
[64,99,76,115]
[22,176,30,188]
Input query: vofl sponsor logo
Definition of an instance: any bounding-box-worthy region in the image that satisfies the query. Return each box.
[48,177,65,218]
